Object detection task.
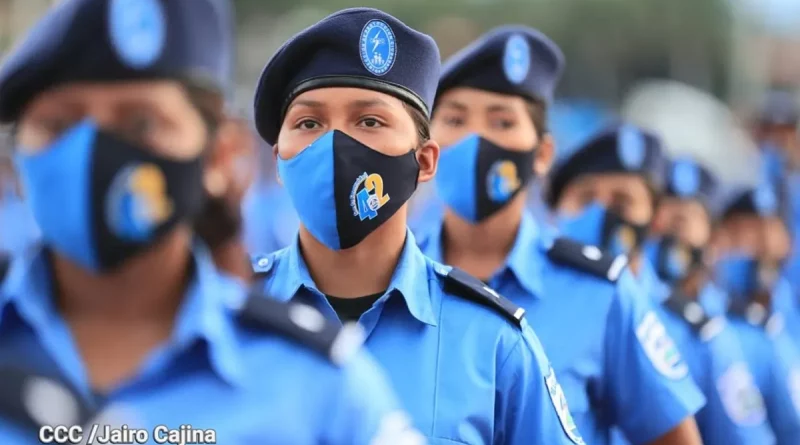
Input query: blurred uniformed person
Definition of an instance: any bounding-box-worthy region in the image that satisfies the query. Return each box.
[251,8,582,444]
[0,0,421,443]
[710,179,800,445]
[416,26,704,445]
[643,157,775,444]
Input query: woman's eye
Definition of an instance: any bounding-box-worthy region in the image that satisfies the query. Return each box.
[359,118,383,128]
[444,117,464,127]
[298,119,320,130]
[491,119,515,130]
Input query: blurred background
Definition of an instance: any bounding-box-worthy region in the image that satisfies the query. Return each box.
[1,0,800,254]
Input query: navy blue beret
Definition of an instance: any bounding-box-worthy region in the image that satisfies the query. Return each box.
[0,0,235,123]
[437,25,564,105]
[759,89,798,127]
[253,8,441,145]
[716,181,787,222]
[664,157,717,206]
[545,123,666,207]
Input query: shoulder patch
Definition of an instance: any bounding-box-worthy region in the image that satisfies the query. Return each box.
[0,366,93,433]
[438,266,525,327]
[663,293,724,341]
[237,293,365,366]
[636,310,690,380]
[546,237,628,282]
[544,366,586,445]
[250,253,275,278]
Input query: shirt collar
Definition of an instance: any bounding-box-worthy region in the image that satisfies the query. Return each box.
[270,229,438,326]
[0,245,246,388]
[417,211,545,298]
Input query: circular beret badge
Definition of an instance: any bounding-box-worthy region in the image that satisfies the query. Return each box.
[671,159,700,197]
[503,34,530,85]
[360,20,397,76]
[108,0,166,69]
[617,126,646,171]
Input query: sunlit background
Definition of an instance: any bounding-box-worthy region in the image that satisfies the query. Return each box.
[1,0,800,253]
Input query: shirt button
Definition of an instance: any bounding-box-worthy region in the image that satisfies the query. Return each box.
[257,257,270,268]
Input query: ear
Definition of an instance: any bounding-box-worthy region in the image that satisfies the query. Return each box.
[534,133,555,176]
[272,143,283,186]
[416,139,440,184]
[205,117,256,199]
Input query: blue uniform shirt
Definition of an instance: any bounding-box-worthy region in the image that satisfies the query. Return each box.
[417,212,705,445]
[0,246,415,444]
[653,279,774,445]
[723,288,800,445]
[255,228,584,445]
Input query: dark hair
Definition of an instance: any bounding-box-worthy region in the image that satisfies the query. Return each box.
[403,102,430,146]
[525,97,548,140]
[182,84,245,250]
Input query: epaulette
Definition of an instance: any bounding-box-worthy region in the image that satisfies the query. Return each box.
[0,366,94,433]
[545,237,628,282]
[663,293,724,341]
[0,253,9,284]
[435,265,525,327]
[250,253,275,279]
[236,293,364,366]
[727,300,784,336]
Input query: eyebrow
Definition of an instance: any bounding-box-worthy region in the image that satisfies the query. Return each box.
[286,99,325,113]
[438,100,468,111]
[348,98,392,110]
[486,103,515,113]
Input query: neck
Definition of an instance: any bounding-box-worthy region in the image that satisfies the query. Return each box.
[299,210,408,298]
[210,238,252,283]
[628,251,642,277]
[54,229,193,323]
[443,195,525,259]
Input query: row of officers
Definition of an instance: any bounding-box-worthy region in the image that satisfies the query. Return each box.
[0,0,799,444]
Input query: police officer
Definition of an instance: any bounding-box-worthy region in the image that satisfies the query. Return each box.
[710,179,800,444]
[417,26,704,445]
[0,1,421,443]
[643,156,775,444]
[251,8,582,444]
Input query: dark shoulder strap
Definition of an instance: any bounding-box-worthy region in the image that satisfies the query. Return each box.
[663,292,720,338]
[545,237,628,282]
[0,253,10,284]
[0,366,94,433]
[727,300,773,330]
[438,266,525,328]
[237,293,360,365]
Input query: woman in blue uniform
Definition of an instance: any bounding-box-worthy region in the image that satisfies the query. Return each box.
[0,1,417,443]
[418,26,704,445]
[251,7,582,445]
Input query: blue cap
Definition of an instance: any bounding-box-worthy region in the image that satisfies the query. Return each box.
[0,0,235,123]
[254,8,441,145]
[717,182,784,220]
[437,26,564,104]
[545,123,666,206]
[664,156,717,205]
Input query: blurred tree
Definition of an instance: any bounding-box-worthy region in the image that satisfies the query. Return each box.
[232,0,733,104]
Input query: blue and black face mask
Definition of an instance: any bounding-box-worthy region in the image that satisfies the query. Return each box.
[714,253,782,300]
[277,130,419,250]
[557,202,648,257]
[642,236,705,284]
[15,120,206,272]
[435,134,535,223]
